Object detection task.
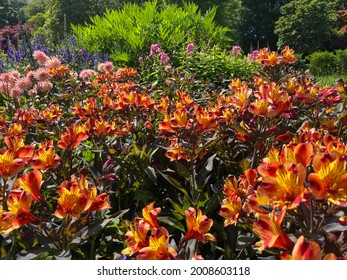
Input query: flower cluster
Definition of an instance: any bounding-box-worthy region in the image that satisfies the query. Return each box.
[122,202,215,260]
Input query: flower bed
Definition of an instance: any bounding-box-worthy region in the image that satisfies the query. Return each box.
[0,46,346,260]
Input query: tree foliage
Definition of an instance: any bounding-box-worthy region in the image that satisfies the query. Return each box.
[0,0,27,28]
[275,0,339,54]
[236,0,290,52]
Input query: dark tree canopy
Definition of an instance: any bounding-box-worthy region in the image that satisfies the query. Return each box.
[275,0,340,54]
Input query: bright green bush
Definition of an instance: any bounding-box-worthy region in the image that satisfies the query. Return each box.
[306,51,337,76]
[72,0,230,66]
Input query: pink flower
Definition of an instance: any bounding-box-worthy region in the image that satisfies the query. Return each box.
[34,68,51,82]
[231,46,242,56]
[38,81,53,92]
[97,61,114,73]
[248,50,259,61]
[44,57,61,69]
[26,71,36,81]
[79,69,96,81]
[149,44,161,56]
[15,78,32,90]
[9,87,23,98]
[186,43,195,54]
[160,52,170,64]
[0,73,14,83]
[33,50,49,66]
[11,70,20,79]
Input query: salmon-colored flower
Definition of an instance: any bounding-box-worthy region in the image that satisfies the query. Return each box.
[14,170,44,203]
[182,208,215,243]
[57,123,89,150]
[281,46,297,64]
[253,208,294,251]
[137,227,177,260]
[308,153,347,205]
[30,140,60,170]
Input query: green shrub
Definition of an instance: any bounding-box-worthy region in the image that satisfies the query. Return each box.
[71,0,230,66]
[335,49,347,75]
[306,51,337,76]
[182,45,258,83]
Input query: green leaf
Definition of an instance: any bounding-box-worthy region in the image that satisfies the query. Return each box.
[158,216,186,232]
[174,161,191,181]
[158,170,190,200]
[144,166,157,184]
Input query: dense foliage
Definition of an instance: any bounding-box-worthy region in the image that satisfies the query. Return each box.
[72,1,230,67]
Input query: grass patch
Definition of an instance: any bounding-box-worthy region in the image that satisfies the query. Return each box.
[315,75,347,86]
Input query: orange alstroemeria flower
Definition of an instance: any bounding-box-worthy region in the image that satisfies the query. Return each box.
[122,219,151,256]
[73,98,97,118]
[176,90,195,109]
[4,136,35,162]
[0,149,25,178]
[38,104,63,122]
[0,205,14,234]
[253,208,294,251]
[219,194,242,226]
[55,175,109,219]
[182,208,215,244]
[30,140,60,170]
[57,123,89,150]
[6,190,38,230]
[281,46,297,64]
[291,235,321,260]
[258,161,307,209]
[14,170,44,203]
[170,107,190,129]
[142,202,161,229]
[6,123,27,137]
[55,179,92,219]
[137,227,177,260]
[308,153,347,205]
[165,141,190,162]
[194,105,217,132]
